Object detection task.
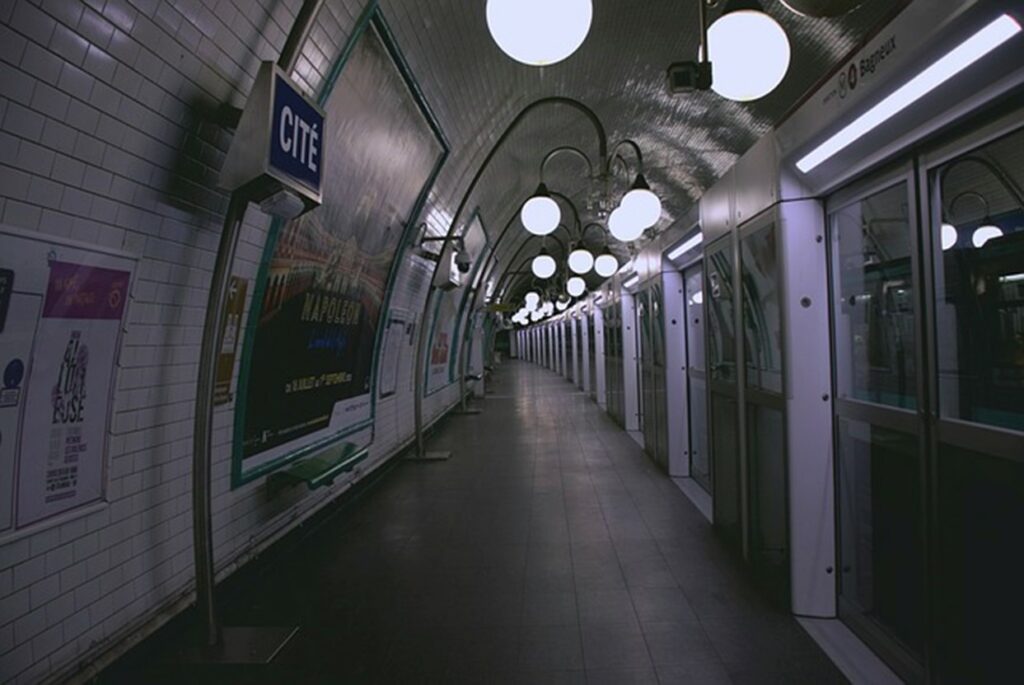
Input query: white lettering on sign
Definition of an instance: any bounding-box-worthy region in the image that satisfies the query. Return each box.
[278,105,320,173]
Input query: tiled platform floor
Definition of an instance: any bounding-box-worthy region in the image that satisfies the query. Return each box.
[100,361,846,684]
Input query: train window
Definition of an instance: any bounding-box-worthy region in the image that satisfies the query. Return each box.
[830,183,918,410]
[930,126,1024,433]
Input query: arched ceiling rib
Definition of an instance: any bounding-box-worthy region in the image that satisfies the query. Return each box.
[378,0,906,310]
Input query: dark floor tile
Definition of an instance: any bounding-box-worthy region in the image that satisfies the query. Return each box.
[655,660,734,685]
[522,591,579,626]
[630,586,699,624]
[580,622,652,670]
[577,588,638,627]
[585,667,659,684]
[518,625,584,671]
[641,621,720,668]
[101,363,845,685]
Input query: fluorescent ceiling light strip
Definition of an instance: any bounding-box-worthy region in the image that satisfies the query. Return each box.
[668,233,704,260]
[624,275,640,288]
[1001,272,1024,283]
[796,14,1021,173]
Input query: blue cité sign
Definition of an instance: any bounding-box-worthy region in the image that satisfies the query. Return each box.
[269,75,324,193]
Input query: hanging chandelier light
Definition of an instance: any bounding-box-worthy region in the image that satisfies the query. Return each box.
[594,250,619,278]
[521,183,561,236]
[608,206,644,242]
[972,222,1003,248]
[568,244,594,274]
[704,0,791,102]
[620,174,662,229]
[567,276,587,297]
[486,0,593,66]
[532,247,557,279]
[941,223,958,251]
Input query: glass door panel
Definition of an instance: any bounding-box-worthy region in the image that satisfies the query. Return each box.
[925,121,1024,683]
[707,238,741,546]
[835,418,925,661]
[829,177,925,680]
[929,126,1024,433]
[740,225,783,394]
[831,183,918,410]
[685,264,710,491]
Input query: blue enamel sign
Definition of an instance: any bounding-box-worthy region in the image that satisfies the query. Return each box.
[269,74,323,193]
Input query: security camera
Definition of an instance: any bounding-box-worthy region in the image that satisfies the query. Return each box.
[666,61,712,94]
[454,250,472,274]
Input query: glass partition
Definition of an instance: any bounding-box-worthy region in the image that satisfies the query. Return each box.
[930,126,1024,433]
[836,418,925,660]
[740,224,783,394]
[831,183,918,409]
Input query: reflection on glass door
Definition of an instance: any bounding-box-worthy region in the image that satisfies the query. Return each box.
[926,123,1024,682]
[684,264,710,492]
[706,239,741,547]
[740,223,788,602]
[829,177,925,680]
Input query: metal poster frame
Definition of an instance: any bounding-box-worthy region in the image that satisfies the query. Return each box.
[231,4,449,487]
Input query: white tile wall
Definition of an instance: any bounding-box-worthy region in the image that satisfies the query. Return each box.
[0,0,466,682]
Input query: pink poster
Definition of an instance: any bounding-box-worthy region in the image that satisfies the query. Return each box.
[16,261,130,526]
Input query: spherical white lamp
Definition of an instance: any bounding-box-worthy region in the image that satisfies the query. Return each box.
[594,253,618,278]
[704,4,791,101]
[530,309,542,322]
[568,247,594,274]
[567,276,586,297]
[532,252,557,279]
[972,224,1003,248]
[522,198,560,236]
[941,223,958,251]
[608,206,644,242]
[621,175,662,229]
[556,299,569,311]
[525,291,540,310]
[486,0,593,66]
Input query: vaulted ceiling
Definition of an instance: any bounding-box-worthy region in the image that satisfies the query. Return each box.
[314,0,908,308]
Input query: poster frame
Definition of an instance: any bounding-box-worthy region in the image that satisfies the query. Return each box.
[231,3,449,487]
[424,209,488,397]
[0,224,138,535]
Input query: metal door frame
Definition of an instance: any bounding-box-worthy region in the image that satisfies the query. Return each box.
[682,259,711,491]
[738,209,790,599]
[825,159,928,682]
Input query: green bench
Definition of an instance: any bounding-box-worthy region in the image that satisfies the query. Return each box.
[268,442,369,491]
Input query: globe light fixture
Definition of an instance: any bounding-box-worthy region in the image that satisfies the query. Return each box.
[530,309,543,322]
[556,299,570,311]
[972,223,1003,248]
[525,291,541,310]
[568,246,594,274]
[567,276,586,297]
[521,184,560,236]
[608,206,644,242]
[941,223,958,251]
[486,0,593,66]
[621,175,662,229]
[594,252,618,278]
[704,2,791,101]
[532,250,557,279]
